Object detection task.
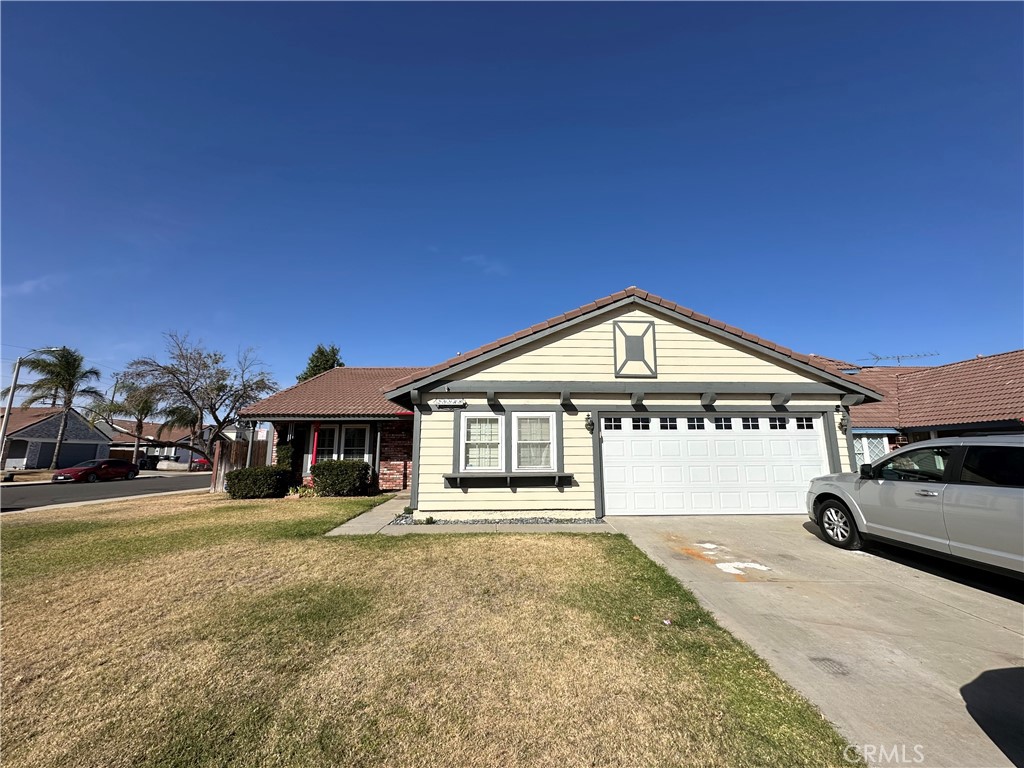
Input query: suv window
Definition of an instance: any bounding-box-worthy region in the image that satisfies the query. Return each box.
[876,447,952,483]
[959,446,1024,488]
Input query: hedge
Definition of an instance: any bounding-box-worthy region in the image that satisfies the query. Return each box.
[310,459,372,497]
[225,466,292,499]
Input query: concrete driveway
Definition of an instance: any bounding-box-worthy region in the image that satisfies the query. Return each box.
[607,515,1024,768]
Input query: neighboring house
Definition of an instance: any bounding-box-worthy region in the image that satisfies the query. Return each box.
[244,287,883,519]
[239,367,423,491]
[98,419,200,463]
[842,350,1024,465]
[0,407,111,470]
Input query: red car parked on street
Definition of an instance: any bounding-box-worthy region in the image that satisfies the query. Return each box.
[52,459,139,483]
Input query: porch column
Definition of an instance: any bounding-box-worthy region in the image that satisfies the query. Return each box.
[311,422,320,467]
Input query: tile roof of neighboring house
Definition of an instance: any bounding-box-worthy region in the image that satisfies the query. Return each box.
[896,350,1024,429]
[848,350,1024,429]
[105,419,193,445]
[846,366,929,428]
[2,406,65,436]
[386,286,880,396]
[240,367,425,418]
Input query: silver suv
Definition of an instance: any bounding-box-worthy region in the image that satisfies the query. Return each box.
[807,435,1023,576]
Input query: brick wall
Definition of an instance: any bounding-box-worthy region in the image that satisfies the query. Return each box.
[378,420,413,491]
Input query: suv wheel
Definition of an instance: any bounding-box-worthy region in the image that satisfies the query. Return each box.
[816,499,862,550]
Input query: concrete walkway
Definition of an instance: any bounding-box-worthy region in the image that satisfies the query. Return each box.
[326,495,613,536]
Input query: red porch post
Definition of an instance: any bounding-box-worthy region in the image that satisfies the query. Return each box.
[310,422,320,467]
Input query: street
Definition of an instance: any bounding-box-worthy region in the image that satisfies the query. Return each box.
[0,473,212,512]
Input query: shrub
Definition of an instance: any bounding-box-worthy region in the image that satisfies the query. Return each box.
[310,460,372,497]
[225,466,292,499]
[275,442,294,470]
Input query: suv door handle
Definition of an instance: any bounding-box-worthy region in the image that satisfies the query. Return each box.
[915,489,939,497]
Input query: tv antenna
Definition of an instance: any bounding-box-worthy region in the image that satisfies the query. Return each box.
[861,351,940,366]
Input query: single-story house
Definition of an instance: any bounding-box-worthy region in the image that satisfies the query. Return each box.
[841,350,1024,464]
[98,419,201,463]
[244,287,885,519]
[239,367,422,491]
[0,407,111,470]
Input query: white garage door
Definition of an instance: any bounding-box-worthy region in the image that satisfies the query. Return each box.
[601,415,829,515]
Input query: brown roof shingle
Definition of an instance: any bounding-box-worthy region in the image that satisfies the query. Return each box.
[1,407,64,436]
[240,367,425,418]
[897,350,1024,429]
[848,351,1024,429]
[386,286,877,395]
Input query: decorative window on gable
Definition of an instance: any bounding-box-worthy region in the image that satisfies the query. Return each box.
[613,320,657,378]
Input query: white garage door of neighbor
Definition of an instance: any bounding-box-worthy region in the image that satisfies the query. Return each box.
[601,415,829,516]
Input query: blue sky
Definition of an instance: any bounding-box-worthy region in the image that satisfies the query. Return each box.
[3,2,1022,398]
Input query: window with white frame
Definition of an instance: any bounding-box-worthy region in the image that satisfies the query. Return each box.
[741,417,760,430]
[513,413,556,471]
[462,414,504,471]
[314,426,337,463]
[714,417,733,430]
[687,417,705,430]
[603,417,622,430]
[632,417,651,430]
[768,417,787,430]
[659,417,678,430]
[796,417,814,430]
[854,436,889,466]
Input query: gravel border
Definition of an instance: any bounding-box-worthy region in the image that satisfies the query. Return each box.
[390,515,604,526]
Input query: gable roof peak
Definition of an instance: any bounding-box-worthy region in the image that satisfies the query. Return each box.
[385,286,882,400]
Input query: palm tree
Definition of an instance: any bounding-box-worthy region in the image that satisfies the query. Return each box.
[2,348,103,469]
[158,404,205,461]
[97,382,165,464]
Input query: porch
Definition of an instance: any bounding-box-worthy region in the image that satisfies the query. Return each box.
[272,418,413,491]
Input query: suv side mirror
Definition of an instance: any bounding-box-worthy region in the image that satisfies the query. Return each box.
[859,464,874,480]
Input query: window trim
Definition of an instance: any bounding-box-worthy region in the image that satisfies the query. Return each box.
[512,412,557,472]
[340,424,371,463]
[460,412,506,472]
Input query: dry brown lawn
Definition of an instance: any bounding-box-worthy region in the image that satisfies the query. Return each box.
[4,470,55,483]
[1,493,856,767]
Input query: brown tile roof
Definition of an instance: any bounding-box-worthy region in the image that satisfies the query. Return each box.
[106,419,193,445]
[2,406,63,435]
[240,367,425,418]
[846,366,929,428]
[896,350,1024,429]
[848,351,1024,429]
[386,286,879,395]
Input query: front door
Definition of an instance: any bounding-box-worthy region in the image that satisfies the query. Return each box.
[855,445,953,551]
[341,425,370,463]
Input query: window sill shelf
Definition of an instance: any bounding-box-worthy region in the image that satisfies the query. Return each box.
[443,472,574,489]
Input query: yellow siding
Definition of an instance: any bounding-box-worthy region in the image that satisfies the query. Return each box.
[459,307,819,384]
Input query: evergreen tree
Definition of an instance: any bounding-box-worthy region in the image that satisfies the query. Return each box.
[296,344,344,382]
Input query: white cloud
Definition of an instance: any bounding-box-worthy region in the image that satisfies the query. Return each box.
[1,274,66,299]
[461,254,509,276]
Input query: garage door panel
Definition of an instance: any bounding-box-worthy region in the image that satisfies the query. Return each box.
[716,465,740,484]
[687,441,710,457]
[689,466,712,483]
[741,441,765,457]
[632,465,655,483]
[602,413,829,515]
[745,465,768,483]
[659,442,681,457]
[660,466,683,484]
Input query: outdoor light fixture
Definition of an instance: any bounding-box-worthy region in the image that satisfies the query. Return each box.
[584,414,595,434]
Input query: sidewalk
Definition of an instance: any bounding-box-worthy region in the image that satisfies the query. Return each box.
[326,493,613,536]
